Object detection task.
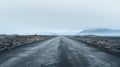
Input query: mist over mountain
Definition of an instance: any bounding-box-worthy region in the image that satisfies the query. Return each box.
[79,28,120,36]
[81,28,120,33]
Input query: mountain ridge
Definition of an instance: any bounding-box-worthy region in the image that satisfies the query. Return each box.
[80,28,120,33]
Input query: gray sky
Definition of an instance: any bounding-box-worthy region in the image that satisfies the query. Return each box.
[0,0,120,34]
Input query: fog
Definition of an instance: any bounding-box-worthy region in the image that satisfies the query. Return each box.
[0,0,120,34]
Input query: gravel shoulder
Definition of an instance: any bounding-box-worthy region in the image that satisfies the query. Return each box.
[71,35,120,57]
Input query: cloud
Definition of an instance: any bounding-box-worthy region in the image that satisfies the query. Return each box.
[0,0,120,34]
[1,0,120,19]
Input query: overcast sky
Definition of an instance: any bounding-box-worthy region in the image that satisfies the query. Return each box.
[0,0,120,34]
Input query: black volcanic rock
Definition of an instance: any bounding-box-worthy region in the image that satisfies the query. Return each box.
[73,36,120,56]
[0,35,50,52]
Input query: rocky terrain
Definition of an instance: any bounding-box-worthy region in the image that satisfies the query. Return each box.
[72,35,120,56]
[0,35,53,52]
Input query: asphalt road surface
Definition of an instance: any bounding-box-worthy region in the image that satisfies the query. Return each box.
[0,36,120,67]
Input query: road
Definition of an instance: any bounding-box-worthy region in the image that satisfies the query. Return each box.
[0,36,120,67]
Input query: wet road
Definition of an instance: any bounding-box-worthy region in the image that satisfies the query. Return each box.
[0,36,120,67]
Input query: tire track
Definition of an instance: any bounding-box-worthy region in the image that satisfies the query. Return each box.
[56,38,89,67]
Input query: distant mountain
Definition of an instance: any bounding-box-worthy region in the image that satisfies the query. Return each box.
[81,28,120,33]
[79,28,120,36]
